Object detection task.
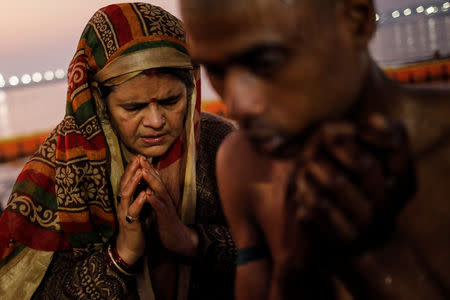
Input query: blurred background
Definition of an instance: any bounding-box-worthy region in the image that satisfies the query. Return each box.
[0,0,449,209]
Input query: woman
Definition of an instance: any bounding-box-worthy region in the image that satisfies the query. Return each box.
[0,3,235,299]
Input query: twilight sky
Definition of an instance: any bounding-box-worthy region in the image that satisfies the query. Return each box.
[0,0,439,99]
[0,0,179,77]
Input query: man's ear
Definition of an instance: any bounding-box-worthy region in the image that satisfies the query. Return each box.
[338,0,376,49]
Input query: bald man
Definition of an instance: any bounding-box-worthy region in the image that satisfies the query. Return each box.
[180,0,450,299]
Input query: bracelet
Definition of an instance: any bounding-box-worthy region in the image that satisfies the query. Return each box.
[112,244,133,269]
[103,241,138,276]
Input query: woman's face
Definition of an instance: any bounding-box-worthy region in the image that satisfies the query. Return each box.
[107,73,188,158]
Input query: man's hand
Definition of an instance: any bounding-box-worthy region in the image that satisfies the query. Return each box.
[276,114,415,295]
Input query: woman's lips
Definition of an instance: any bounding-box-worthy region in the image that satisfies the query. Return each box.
[141,135,166,145]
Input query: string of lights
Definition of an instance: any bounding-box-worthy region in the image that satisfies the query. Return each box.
[0,1,449,90]
[376,1,449,23]
[0,69,66,89]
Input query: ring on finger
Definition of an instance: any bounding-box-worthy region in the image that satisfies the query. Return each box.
[117,194,122,203]
[125,215,139,224]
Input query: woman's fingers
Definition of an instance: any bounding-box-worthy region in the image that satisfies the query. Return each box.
[116,193,147,262]
[120,168,143,208]
[138,156,171,201]
[139,156,156,173]
[145,190,164,215]
[139,156,162,181]
[142,167,171,204]
[120,156,141,193]
[127,190,147,221]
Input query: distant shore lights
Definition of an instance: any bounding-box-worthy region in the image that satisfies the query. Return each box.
[377,2,449,23]
[0,69,66,89]
[426,6,439,15]
[0,74,5,88]
[21,74,31,85]
[9,76,19,86]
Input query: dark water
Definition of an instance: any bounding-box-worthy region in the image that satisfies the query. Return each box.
[371,10,450,66]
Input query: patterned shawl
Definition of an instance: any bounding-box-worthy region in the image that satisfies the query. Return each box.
[0,3,200,299]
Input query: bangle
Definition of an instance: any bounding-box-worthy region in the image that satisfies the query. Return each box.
[112,244,133,269]
[103,241,138,276]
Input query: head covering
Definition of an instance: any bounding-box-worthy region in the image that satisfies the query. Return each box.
[0,3,200,299]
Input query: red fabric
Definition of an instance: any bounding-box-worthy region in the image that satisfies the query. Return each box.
[158,137,184,169]
[57,134,106,152]
[59,221,94,234]
[102,5,133,46]
[17,169,55,194]
[0,211,71,252]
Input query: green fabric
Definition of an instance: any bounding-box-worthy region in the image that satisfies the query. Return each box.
[122,40,189,56]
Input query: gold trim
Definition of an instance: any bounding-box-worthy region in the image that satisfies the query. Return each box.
[177,76,198,300]
[70,83,89,102]
[131,3,149,36]
[0,247,53,300]
[92,87,124,213]
[94,47,192,84]
[101,10,120,55]
[180,84,198,225]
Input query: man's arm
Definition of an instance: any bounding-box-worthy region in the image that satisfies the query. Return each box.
[217,133,272,300]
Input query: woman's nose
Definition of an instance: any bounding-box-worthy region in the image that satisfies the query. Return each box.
[142,105,165,129]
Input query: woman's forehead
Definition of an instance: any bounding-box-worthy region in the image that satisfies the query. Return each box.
[111,74,185,99]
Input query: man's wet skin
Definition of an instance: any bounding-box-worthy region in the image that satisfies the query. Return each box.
[181,0,450,299]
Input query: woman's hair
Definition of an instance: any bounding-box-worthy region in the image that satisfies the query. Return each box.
[98,67,195,101]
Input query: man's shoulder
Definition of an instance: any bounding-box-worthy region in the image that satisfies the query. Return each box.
[216,131,262,199]
[217,130,259,172]
[390,86,450,156]
[217,130,280,196]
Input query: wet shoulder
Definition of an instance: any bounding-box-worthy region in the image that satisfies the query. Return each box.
[390,86,450,156]
[217,130,276,186]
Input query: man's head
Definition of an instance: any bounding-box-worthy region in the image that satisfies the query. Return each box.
[181,0,376,156]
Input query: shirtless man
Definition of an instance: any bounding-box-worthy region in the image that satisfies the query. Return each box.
[180,0,450,299]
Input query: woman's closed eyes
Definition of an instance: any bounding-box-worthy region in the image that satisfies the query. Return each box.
[121,93,183,112]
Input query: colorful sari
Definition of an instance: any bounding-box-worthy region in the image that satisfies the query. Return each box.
[0,3,207,299]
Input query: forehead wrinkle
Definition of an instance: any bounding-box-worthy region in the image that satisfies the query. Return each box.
[186,10,299,65]
[181,0,307,13]
[182,0,264,14]
[111,75,185,102]
[183,0,295,23]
